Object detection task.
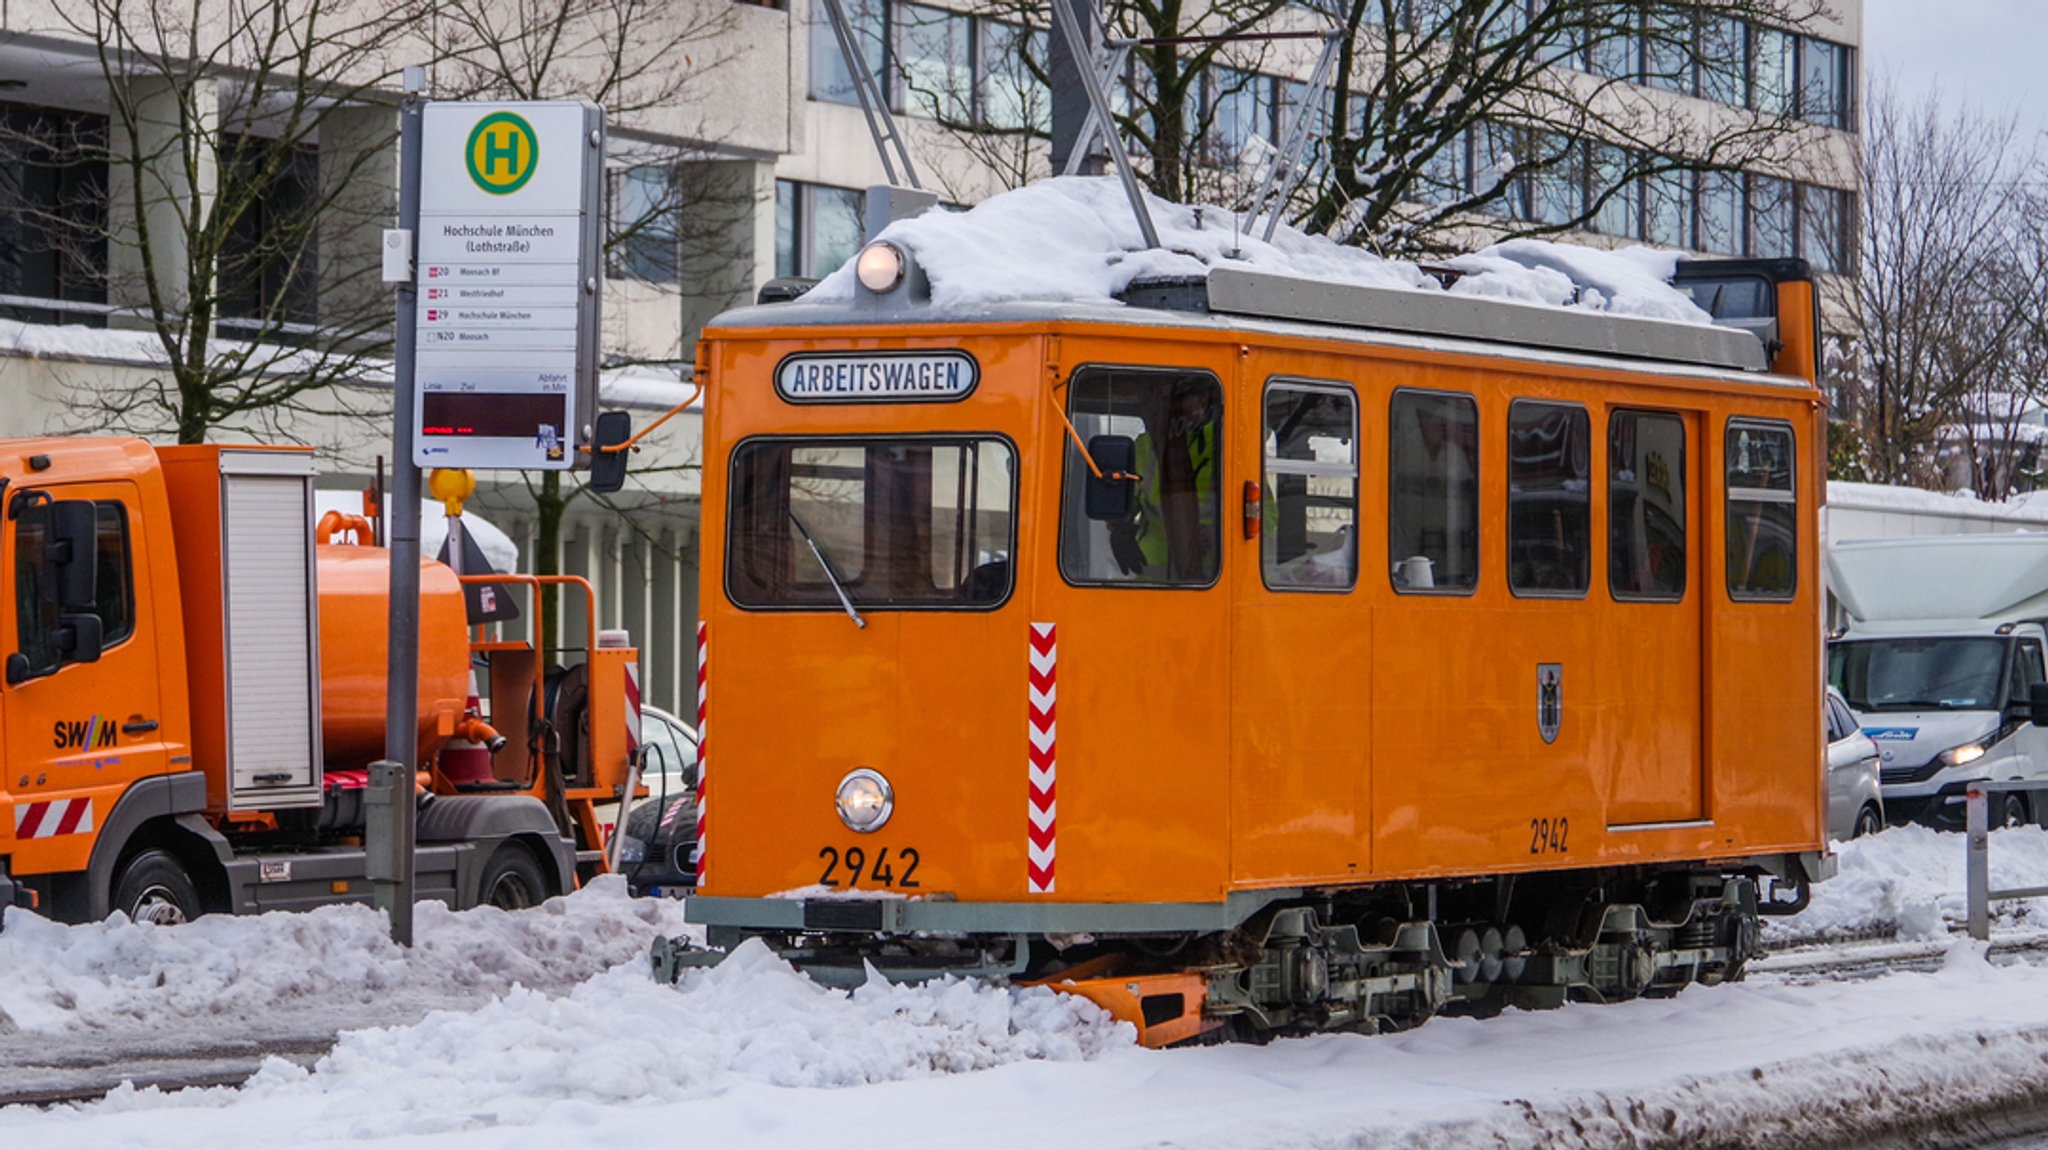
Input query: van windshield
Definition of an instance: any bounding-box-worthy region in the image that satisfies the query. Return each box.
[1828,637,2008,712]
[726,436,1016,610]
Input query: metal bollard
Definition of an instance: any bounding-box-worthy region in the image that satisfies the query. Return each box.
[1967,784,1989,942]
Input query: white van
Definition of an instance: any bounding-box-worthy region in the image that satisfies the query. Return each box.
[1826,536,2048,828]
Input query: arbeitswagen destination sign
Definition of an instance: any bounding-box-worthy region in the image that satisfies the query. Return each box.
[413,100,604,470]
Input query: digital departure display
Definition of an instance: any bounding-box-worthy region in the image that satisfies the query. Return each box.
[419,391,567,438]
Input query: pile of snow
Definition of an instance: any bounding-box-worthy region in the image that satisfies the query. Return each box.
[0,876,690,1036]
[1772,823,2048,945]
[807,176,1710,324]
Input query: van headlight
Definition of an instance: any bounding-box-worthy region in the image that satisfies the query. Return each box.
[1939,741,1989,767]
[835,768,894,833]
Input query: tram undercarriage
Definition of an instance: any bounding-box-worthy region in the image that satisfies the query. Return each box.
[652,864,1781,1046]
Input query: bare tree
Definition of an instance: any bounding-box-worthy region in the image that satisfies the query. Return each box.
[912,0,1833,256]
[29,0,412,443]
[1831,79,2043,488]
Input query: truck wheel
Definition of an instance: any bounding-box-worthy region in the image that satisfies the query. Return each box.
[112,850,201,925]
[1998,793,2030,830]
[1852,804,1883,839]
[477,843,548,910]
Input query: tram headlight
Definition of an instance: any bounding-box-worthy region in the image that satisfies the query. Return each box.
[835,768,894,833]
[855,242,906,293]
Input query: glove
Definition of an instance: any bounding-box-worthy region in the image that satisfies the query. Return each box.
[1108,520,1147,576]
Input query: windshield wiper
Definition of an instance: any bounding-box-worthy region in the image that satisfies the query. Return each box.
[787,508,866,629]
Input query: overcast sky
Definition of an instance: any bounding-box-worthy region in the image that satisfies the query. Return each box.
[1862,1,2048,132]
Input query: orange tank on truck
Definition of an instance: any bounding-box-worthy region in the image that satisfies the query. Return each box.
[0,438,651,926]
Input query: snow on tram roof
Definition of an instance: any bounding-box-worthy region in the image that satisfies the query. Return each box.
[790,176,1715,325]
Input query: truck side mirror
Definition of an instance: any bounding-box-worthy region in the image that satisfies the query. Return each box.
[55,613,103,665]
[1084,435,1138,521]
[2030,683,2048,729]
[588,411,632,495]
[44,501,99,609]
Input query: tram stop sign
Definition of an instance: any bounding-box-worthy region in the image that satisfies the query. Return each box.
[413,101,604,470]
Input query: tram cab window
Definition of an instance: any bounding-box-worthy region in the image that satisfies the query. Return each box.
[1725,419,1797,601]
[1388,390,1479,594]
[1609,410,1687,600]
[1507,401,1591,596]
[1059,368,1223,587]
[1262,383,1358,591]
[726,436,1016,609]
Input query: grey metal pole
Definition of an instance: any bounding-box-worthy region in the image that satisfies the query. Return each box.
[1049,0,1102,176]
[374,75,427,946]
[1967,784,1989,942]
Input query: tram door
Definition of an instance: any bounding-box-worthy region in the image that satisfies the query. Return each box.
[1602,408,1705,826]
[1229,373,1369,883]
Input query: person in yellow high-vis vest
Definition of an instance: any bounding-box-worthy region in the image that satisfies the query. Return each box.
[1109,390,1219,581]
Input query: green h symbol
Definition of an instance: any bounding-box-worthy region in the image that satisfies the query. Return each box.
[483,126,519,176]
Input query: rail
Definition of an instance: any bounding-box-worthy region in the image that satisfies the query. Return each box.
[1964,779,2048,940]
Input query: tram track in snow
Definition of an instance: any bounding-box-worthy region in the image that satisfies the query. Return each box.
[1753,926,2048,983]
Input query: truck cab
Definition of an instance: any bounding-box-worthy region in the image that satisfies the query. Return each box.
[1825,535,2048,828]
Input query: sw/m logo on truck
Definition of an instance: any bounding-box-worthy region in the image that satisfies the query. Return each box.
[52,715,117,749]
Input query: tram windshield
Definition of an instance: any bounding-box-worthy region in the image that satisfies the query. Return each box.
[726,436,1016,609]
[1828,636,2009,713]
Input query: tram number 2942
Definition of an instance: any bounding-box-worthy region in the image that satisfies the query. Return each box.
[817,845,921,889]
[1529,817,1569,856]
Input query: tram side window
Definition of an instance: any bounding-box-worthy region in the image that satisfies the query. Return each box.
[1608,410,1687,600]
[1059,368,1223,587]
[1507,401,1591,596]
[1388,390,1479,594]
[1263,383,1358,591]
[1725,419,1797,601]
[727,437,1016,609]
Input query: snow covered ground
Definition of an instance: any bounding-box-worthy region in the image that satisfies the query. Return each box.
[7,831,2048,1147]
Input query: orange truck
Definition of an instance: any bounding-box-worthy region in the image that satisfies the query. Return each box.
[0,438,643,925]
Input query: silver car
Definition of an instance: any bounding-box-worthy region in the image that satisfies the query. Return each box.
[1825,686,1884,840]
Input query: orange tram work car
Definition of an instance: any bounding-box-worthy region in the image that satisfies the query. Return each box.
[657,246,1832,1046]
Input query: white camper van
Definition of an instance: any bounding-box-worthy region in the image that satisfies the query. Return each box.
[1826,535,2048,828]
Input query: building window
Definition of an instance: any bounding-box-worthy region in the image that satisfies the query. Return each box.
[1508,401,1591,597]
[1697,15,1748,106]
[1530,134,1583,227]
[1642,5,1694,94]
[1749,24,1796,117]
[774,180,865,278]
[607,165,683,284]
[897,3,972,121]
[1748,173,1794,259]
[810,0,888,106]
[1389,389,1479,594]
[978,20,1048,132]
[1725,419,1797,601]
[1644,168,1692,249]
[0,104,107,326]
[1589,145,1642,239]
[1696,169,1745,256]
[1798,37,1850,129]
[1474,121,1528,219]
[1798,183,1850,274]
[1262,382,1358,591]
[1197,67,1274,169]
[1414,125,1468,206]
[1609,409,1687,601]
[218,134,319,326]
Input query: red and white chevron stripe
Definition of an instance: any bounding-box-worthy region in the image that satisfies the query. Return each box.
[1027,622,1057,894]
[624,661,643,754]
[693,621,709,888]
[14,797,93,840]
